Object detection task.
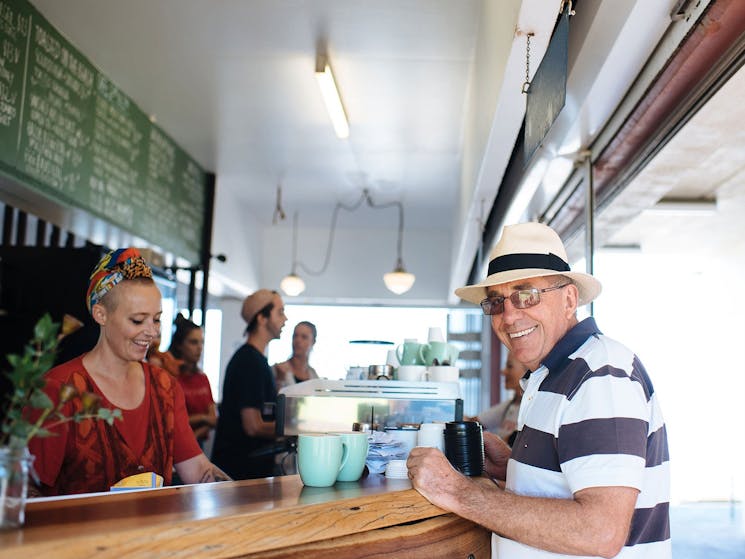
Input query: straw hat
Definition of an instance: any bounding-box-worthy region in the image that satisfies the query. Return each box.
[455,222,601,306]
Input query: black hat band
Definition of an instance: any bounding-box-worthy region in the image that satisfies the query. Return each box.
[487,252,570,277]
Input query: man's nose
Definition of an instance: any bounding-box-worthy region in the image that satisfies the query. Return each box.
[500,296,522,321]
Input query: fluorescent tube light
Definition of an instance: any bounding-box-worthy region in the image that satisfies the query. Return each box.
[315,55,349,139]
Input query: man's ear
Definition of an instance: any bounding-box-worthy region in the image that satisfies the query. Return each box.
[91,303,107,326]
[564,283,579,316]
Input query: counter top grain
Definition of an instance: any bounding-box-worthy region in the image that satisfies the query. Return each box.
[0,474,490,559]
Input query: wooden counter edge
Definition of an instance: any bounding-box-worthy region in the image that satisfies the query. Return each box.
[0,485,449,559]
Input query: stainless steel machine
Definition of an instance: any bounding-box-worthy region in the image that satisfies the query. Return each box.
[276,378,463,436]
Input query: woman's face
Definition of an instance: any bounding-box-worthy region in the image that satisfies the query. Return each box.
[94,281,162,363]
[180,328,204,365]
[292,324,315,358]
[502,353,525,392]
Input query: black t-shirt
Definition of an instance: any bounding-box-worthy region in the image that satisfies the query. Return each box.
[211,344,278,479]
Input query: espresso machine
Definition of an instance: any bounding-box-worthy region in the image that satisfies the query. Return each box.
[276,378,463,436]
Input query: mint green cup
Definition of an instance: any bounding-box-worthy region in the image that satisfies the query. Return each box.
[297,434,348,487]
[396,339,423,365]
[419,341,449,365]
[329,431,369,482]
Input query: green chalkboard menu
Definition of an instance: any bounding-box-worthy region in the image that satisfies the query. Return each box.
[0,0,206,263]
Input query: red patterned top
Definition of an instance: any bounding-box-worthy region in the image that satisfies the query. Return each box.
[29,356,201,496]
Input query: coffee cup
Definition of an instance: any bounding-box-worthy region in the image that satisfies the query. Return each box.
[427,326,445,343]
[386,349,399,368]
[396,339,423,366]
[419,341,459,366]
[297,433,348,487]
[328,431,369,482]
[417,422,445,452]
[396,365,426,382]
[426,365,459,383]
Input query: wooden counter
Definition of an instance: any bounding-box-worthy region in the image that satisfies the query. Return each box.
[0,474,491,558]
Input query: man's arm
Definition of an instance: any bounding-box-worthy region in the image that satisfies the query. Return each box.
[175,453,232,484]
[406,447,637,558]
[240,407,276,438]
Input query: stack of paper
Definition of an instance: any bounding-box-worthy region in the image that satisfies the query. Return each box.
[366,431,407,474]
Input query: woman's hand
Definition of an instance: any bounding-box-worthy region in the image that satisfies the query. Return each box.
[483,430,510,481]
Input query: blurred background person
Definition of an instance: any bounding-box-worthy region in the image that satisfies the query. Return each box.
[212,289,287,479]
[146,333,182,377]
[471,350,524,447]
[168,314,216,448]
[272,321,319,391]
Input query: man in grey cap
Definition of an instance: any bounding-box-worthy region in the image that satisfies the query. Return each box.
[407,222,670,558]
[212,289,287,479]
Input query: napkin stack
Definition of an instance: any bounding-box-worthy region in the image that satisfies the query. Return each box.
[366,431,407,474]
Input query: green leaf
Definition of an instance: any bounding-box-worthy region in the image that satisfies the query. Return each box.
[33,313,59,342]
[29,389,53,409]
[97,408,123,424]
[5,353,20,368]
[32,427,57,439]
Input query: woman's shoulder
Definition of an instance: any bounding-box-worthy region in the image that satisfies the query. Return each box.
[272,360,291,375]
[45,355,87,383]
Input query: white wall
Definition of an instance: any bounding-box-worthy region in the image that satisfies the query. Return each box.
[260,224,452,305]
[209,183,263,296]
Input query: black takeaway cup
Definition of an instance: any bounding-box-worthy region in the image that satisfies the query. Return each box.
[443,421,484,476]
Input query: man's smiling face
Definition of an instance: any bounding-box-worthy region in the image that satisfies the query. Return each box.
[489,275,579,371]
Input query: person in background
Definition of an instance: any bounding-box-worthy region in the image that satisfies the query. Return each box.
[146,333,182,377]
[406,222,670,558]
[470,349,524,446]
[212,289,287,479]
[272,321,319,392]
[29,248,230,495]
[168,314,217,446]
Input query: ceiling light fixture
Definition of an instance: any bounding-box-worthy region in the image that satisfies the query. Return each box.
[315,53,349,139]
[280,190,415,297]
[280,212,306,296]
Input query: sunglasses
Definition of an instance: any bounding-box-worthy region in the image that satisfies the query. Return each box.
[480,283,570,316]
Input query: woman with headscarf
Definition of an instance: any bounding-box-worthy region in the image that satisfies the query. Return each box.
[28,248,230,495]
[168,314,216,446]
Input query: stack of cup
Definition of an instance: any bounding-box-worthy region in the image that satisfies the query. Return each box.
[443,421,484,476]
[384,459,409,479]
[417,422,445,452]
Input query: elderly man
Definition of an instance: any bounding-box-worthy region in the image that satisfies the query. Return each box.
[407,222,670,558]
[212,289,287,479]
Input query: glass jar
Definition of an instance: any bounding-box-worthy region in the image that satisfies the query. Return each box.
[0,446,34,529]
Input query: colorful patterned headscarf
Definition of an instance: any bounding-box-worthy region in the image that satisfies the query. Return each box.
[86,248,153,312]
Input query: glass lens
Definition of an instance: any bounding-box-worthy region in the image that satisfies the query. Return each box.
[480,297,504,316]
[512,289,540,309]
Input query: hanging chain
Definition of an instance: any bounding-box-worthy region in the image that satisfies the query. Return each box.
[521,33,534,94]
[272,183,286,224]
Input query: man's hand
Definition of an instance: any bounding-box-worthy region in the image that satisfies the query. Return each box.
[406,446,471,512]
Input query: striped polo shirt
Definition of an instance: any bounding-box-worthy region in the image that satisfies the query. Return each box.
[496,318,670,558]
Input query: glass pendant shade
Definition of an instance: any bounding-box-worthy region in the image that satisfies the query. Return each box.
[280,273,305,297]
[383,266,415,295]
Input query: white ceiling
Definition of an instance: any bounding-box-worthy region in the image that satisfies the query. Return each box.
[26,0,737,306]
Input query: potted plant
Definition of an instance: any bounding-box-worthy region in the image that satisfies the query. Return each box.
[0,314,121,529]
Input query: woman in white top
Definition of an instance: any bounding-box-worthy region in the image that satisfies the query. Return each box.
[473,351,524,445]
[272,321,319,391]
